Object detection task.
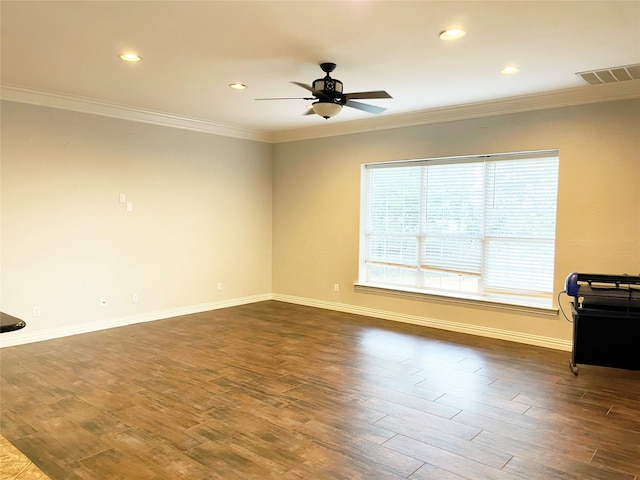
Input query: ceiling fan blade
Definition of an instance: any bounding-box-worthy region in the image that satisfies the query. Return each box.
[291,81,316,93]
[344,90,392,100]
[345,100,387,115]
[255,97,314,101]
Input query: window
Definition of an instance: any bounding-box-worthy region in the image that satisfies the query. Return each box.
[359,151,559,307]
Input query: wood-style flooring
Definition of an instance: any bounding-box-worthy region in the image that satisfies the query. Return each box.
[1,301,639,479]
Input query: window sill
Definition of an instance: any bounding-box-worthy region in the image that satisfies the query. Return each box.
[353,283,558,318]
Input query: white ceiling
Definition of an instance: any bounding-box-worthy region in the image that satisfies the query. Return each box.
[2,1,640,140]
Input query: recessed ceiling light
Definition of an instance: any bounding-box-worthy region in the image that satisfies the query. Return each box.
[439,28,466,41]
[500,66,520,75]
[229,83,247,90]
[119,52,141,62]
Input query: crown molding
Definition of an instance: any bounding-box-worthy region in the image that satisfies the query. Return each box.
[0,84,274,143]
[2,80,639,145]
[272,79,640,143]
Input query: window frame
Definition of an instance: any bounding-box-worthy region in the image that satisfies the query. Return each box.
[358,150,560,311]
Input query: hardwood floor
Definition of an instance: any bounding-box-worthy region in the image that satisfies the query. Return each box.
[1,300,639,479]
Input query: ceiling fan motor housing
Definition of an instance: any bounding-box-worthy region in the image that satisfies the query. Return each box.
[312,76,343,98]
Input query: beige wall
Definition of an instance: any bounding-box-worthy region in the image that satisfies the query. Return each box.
[2,99,638,348]
[1,102,273,341]
[273,100,640,346]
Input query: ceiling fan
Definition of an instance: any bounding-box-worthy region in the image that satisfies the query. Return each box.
[256,62,392,119]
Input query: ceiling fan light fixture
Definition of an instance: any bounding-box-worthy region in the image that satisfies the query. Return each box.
[312,101,343,119]
[257,63,390,119]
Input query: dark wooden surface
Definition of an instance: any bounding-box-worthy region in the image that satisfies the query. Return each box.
[0,312,26,333]
[1,301,639,479]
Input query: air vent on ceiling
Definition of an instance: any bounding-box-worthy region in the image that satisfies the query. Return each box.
[577,64,640,85]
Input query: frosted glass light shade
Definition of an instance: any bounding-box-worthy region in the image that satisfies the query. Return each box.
[312,101,343,119]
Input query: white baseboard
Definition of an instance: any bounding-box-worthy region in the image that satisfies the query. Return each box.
[272,294,572,352]
[0,294,272,348]
[1,293,571,351]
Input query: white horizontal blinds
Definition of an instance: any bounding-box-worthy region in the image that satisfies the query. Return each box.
[483,157,559,294]
[422,162,484,276]
[363,151,559,299]
[366,166,421,284]
[368,166,421,237]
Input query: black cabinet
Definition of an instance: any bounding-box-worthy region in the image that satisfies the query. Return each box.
[570,304,640,373]
[565,273,640,374]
